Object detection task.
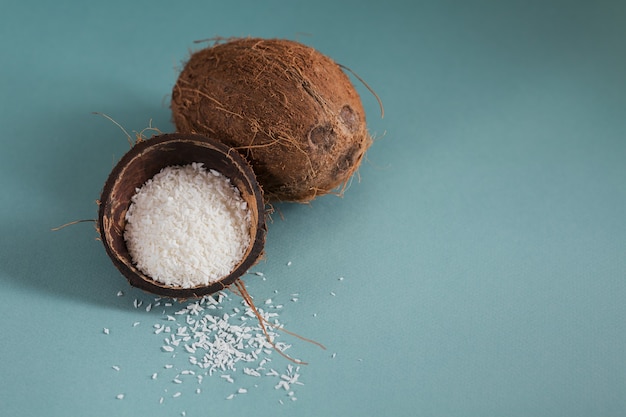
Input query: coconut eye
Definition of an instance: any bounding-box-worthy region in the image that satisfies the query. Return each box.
[308,124,336,152]
[339,105,359,133]
[332,145,361,178]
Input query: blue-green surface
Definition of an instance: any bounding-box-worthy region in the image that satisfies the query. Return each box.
[1,0,625,416]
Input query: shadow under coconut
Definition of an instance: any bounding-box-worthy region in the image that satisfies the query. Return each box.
[0,214,127,308]
[0,92,174,310]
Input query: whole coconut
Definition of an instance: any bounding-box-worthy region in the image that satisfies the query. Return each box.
[171,37,373,202]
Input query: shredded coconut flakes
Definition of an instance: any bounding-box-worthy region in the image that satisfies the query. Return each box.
[108,270,315,406]
[124,163,251,288]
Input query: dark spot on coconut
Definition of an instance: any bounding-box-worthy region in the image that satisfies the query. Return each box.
[339,105,359,132]
[332,145,361,178]
[308,124,336,152]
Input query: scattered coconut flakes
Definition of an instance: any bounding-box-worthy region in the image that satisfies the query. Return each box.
[103,328,110,335]
[115,284,312,404]
[116,394,124,400]
[117,291,124,297]
[112,365,120,371]
[243,368,261,377]
[220,375,234,383]
[275,380,289,390]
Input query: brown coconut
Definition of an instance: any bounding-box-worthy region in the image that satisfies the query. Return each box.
[171,37,372,202]
[97,133,266,299]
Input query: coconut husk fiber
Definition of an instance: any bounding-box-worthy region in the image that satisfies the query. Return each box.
[171,37,373,202]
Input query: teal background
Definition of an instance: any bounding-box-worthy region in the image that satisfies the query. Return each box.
[1,0,625,416]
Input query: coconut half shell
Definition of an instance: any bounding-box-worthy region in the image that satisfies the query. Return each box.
[98,133,266,298]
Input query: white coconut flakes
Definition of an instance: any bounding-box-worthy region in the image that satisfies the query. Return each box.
[124,163,251,288]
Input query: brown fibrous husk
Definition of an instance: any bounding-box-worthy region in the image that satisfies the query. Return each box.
[171,37,373,202]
